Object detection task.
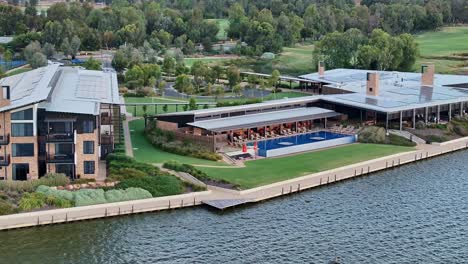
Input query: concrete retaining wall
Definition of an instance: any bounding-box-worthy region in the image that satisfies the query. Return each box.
[0,191,212,231]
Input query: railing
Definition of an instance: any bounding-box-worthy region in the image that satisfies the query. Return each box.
[0,155,10,166]
[46,153,74,163]
[101,134,113,145]
[0,134,9,145]
[46,133,74,142]
[101,116,112,125]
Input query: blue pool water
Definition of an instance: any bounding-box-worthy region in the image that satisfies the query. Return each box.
[250,131,353,157]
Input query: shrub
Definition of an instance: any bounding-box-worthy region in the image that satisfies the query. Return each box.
[104,188,152,203]
[0,173,69,193]
[144,121,222,161]
[73,178,96,184]
[36,185,75,201]
[73,189,107,207]
[116,175,184,197]
[19,193,47,211]
[0,200,16,215]
[415,121,426,129]
[387,134,417,147]
[358,126,386,144]
[163,160,235,187]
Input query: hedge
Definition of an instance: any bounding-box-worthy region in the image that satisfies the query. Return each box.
[0,173,69,193]
[116,175,185,197]
[36,185,153,207]
[145,121,222,161]
[163,160,237,187]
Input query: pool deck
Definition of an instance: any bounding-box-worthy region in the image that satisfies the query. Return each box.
[1,137,468,230]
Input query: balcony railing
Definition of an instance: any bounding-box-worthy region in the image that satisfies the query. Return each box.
[101,134,113,145]
[0,134,9,145]
[46,153,74,163]
[0,155,10,166]
[101,116,112,125]
[46,133,74,143]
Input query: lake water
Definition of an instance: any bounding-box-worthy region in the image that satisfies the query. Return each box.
[1,151,467,263]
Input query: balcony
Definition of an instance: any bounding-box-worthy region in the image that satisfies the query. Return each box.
[0,155,10,166]
[0,134,9,145]
[46,133,74,143]
[101,134,113,145]
[46,153,74,164]
[101,115,112,125]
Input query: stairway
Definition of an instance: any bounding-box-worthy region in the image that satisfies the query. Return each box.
[388,129,426,145]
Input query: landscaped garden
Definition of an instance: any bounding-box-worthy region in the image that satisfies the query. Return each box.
[195,144,414,189]
[410,116,468,143]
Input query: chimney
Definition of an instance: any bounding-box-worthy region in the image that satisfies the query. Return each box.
[421,63,435,87]
[318,61,325,78]
[0,86,10,107]
[366,72,379,96]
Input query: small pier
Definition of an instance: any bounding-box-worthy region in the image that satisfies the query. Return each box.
[202,199,253,210]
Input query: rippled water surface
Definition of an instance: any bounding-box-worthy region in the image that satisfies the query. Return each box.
[1,151,468,263]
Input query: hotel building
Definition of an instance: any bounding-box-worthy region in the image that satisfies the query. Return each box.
[0,64,120,181]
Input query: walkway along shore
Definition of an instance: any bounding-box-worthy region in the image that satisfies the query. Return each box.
[1,137,468,230]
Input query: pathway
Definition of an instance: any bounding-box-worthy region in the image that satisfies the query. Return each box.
[120,96,135,157]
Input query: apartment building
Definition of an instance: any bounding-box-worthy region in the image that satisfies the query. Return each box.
[0,64,120,181]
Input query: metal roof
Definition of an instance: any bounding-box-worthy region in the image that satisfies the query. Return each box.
[157,96,319,117]
[0,64,120,115]
[241,71,317,83]
[187,107,340,132]
[300,68,468,113]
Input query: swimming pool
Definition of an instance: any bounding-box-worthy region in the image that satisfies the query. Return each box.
[251,131,356,157]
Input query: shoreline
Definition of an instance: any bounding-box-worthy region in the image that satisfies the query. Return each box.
[1,137,467,231]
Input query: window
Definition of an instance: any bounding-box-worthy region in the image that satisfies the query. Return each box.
[11,123,33,137]
[83,120,94,133]
[11,109,33,120]
[83,141,94,154]
[12,164,29,181]
[84,161,95,174]
[12,143,34,157]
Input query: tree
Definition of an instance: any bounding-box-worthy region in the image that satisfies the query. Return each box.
[398,33,419,71]
[191,61,208,91]
[42,43,56,59]
[125,65,144,88]
[30,52,47,68]
[302,4,322,40]
[226,66,240,88]
[84,57,102,70]
[233,84,244,97]
[214,85,224,101]
[42,21,63,47]
[141,64,162,86]
[201,37,213,53]
[183,40,195,55]
[163,55,176,76]
[24,41,41,62]
[61,38,71,59]
[212,65,223,83]
[247,74,258,89]
[269,69,280,88]
[188,97,197,110]
[174,74,194,94]
[70,36,81,59]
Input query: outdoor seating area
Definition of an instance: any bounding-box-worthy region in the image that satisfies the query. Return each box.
[328,124,360,135]
[228,121,323,147]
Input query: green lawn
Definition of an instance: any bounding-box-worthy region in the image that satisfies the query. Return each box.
[184,57,234,67]
[129,119,228,166]
[272,45,315,76]
[206,19,230,41]
[124,97,213,117]
[199,144,414,189]
[414,26,468,73]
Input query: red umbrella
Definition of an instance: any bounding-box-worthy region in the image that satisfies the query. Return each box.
[242,144,247,153]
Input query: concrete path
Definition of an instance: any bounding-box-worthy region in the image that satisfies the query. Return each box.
[120,96,135,157]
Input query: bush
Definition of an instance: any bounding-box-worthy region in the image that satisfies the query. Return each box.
[415,121,426,129]
[36,185,153,207]
[0,173,69,193]
[104,188,152,203]
[73,178,96,184]
[387,134,417,147]
[19,193,47,211]
[358,126,387,144]
[116,175,185,197]
[107,153,162,181]
[0,200,16,215]
[144,121,222,161]
[73,189,107,207]
[163,160,235,187]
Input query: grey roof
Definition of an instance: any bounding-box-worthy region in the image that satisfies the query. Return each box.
[158,96,319,117]
[300,68,468,113]
[0,64,120,115]
[187,107,340,132]
[241,71,315,83]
